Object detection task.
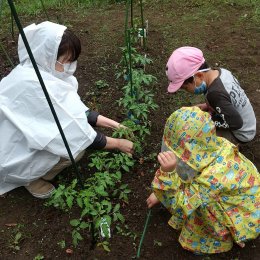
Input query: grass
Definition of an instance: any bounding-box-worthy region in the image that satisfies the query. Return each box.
[0,0,126,17]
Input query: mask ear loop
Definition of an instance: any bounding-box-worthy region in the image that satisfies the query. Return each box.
[193,68,211,87]
[197,68,211,73]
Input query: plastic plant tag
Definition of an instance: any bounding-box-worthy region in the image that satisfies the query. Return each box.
[100,218,111,238]
[138,28,147,38]
[145,20,149,34]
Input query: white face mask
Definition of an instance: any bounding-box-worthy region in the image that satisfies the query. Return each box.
[53,60,77,79]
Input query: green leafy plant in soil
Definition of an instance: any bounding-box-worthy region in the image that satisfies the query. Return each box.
[46,31,157,249]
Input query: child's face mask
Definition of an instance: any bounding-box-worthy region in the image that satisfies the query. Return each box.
[194,80,207,95]
[193,68,211,95]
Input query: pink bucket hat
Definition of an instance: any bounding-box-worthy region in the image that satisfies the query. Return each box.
[166,46,205,93]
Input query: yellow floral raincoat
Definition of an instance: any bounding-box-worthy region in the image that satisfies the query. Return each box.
[152,106,260,254]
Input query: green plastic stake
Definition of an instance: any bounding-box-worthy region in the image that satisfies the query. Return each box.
[137,209,152,258]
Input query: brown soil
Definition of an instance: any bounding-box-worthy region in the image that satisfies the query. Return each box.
[0,1,260,259]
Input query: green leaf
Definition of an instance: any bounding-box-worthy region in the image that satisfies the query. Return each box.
[75,231,83,240]
[94,186,109,196]
[90,209,98,216]
[76,197,83,208]
[117,213,125,223]
[66,195,73,209]
[101,200,112,213]
[15,232,22,242]
[113,203,120,213]
[103,244,111,252]
[70,219,80,227]
[80,207,89,218]
[120,184,128,189]
[72,230,83,246]
[122,165,129,172]
[79,221,89,229]
[113,213,118,221]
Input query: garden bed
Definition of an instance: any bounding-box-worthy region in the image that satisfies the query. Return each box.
[0,1,260,259]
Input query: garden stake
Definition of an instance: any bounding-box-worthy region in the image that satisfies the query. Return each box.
[7,0,98,248]
[139,0,146,49]
[130,0,133,28]
[127,29,134,99]
[123,0,131,75]
[137,209,152,258]
[124,0,130,47]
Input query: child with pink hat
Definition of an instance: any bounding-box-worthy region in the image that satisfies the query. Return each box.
[165,46,256,144]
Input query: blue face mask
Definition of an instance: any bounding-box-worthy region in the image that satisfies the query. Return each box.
[194,81,207,95]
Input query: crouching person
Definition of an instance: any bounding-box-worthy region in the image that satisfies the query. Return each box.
[147,106,259,254]
[0,21,133,199]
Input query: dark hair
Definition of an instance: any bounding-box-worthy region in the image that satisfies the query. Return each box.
[57,29,81,62]
[183,62,209,85]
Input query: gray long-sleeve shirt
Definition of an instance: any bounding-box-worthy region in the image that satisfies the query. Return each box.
[205,68,256,142]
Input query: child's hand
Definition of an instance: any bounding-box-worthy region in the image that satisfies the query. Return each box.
[146,192,160,208]
[158,151,177,172]
[196,103,208,111]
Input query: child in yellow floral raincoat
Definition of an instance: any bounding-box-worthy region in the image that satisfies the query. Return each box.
[147,106,260,254]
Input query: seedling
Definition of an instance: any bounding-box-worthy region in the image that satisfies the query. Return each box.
[95,79,109,89]
[10,232,22,251]
[154,240,162,247]
[57,240,66,249]
[97,240,110,252]
[46,10,158,250]
[116,225,138,240]
[34,254,44,260]
[7,223,26,252]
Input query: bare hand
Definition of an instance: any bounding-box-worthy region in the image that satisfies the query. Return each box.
[158,151,177,172]
[146,192,160,208]
[196,103,208,111]
[118,139,134,155]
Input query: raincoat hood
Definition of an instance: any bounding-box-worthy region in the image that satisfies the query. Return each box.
[18,21,66,73]
[163,106,225,172]
[0,21,96,195]
[154,106,260,250]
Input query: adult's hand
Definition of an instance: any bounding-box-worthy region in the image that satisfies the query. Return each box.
[118,139,134,155]
[105,137,134,155]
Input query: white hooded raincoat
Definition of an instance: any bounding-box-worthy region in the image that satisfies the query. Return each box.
[0,21,96,194]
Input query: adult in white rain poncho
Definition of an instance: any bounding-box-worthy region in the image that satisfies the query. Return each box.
[0,21,133,199]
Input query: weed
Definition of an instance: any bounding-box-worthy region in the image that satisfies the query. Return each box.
[57,240,66,249]
[154,240,162,247]
[33,254,44,260]
[7,223,27,252]
[97,240,110,252]
[116,225,138,240]
[95,79,109,89]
